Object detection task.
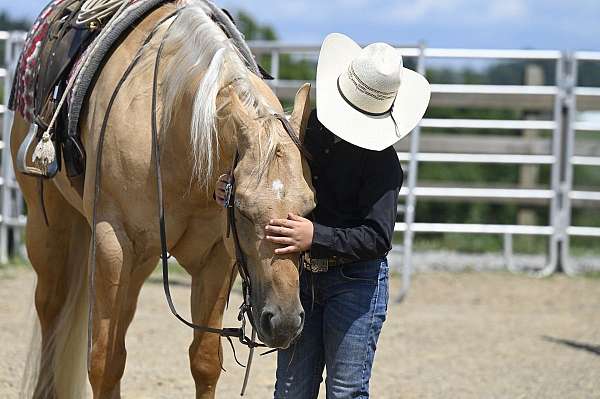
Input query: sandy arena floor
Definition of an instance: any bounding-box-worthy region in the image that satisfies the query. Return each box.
[1,267,599,398]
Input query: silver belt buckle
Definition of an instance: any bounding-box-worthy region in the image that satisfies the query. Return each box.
[305,258,329,273]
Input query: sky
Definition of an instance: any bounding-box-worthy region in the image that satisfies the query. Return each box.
[1,0,599,51]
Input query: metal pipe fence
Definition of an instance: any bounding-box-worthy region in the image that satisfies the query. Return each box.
[1,32,27,264]
[0,33,599,294]
[246,41,600,292]
[560,52,600,275]
[398,47,566,300]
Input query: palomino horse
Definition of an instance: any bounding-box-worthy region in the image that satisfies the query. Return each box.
[11,2,315,398]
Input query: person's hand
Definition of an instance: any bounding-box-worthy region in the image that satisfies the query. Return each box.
[265,213,313,255]
[215,174,231,207]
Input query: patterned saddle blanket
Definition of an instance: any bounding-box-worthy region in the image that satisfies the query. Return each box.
[10,0,89,123]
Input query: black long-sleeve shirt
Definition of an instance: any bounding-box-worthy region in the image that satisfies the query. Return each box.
[305,110,404,262]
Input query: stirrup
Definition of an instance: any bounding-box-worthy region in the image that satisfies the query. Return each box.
[16,124,59,178]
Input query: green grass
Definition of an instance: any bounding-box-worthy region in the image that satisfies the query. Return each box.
[582,271,600,279]
[394,232,600,257]
[0,259,29,270]
[0,259,29,280]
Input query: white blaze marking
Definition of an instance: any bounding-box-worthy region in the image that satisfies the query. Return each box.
[272,180,285,200]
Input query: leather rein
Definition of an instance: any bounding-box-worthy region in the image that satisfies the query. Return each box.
[88,9,308,395]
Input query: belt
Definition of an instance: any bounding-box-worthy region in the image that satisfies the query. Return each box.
[303,254,352,273]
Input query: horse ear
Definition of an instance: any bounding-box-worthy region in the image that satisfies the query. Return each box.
[290,83,312,143]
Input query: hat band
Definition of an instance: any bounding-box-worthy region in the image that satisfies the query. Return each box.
[337,76,401,138]
[337,76,394,116]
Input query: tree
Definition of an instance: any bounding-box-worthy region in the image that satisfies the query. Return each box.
[236,10,277,41]
[0,11,30,31]
[0,11,31,99]
[234,10,316,82]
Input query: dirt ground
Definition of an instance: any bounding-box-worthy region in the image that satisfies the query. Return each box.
[1,267,599,399]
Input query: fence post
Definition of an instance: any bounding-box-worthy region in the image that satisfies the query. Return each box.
[0,33,16,264]
[398,43,426,301]
[271,50,280,80]
[518,64,544,227]
[558,53,579,275]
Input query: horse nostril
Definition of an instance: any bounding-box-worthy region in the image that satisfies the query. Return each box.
[260,309,275,338]
[298,310,305,327]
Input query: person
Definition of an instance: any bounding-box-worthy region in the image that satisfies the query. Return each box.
[216,33,430,399]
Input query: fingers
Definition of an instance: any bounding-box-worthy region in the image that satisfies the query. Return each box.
[215,188,226,204]
[265,225,294,236]
[288,213,307,222]
[218,174,231,183]
[216,174,231,193]
[215,174,230,207]
[288,213,300,221]
[266,236,295,245]
[215,195,226,207]
[269,218,295,228]
[274,246,301,255]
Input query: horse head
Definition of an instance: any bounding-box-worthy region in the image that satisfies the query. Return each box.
[159,3,316,348]
[225,82,315,348]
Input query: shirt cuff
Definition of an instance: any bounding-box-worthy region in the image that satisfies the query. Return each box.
[312,222,334,249]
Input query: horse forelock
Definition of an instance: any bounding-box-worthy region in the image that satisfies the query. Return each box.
[159,0,282,191]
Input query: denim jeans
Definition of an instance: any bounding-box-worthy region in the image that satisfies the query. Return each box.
[274,258,389,399]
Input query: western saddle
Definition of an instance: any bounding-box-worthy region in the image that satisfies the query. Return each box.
[14,0,272,180]
[15,0,104,179]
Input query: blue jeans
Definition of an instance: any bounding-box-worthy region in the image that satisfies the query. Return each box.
[274,258,389,399]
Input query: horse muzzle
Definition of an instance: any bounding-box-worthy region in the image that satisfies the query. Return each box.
[256,304,304,349]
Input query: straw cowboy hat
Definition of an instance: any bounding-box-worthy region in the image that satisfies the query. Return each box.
[316,33,431,151]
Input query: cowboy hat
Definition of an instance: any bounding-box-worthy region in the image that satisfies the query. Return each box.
[316,33,431,151]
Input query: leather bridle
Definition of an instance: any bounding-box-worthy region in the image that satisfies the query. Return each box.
[87,9,308,395]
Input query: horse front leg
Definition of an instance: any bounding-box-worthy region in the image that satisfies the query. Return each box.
[88,216,155,399]
[185,240,235,399]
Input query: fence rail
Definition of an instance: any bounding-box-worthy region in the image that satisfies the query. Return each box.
[245,41,600,286]
[0,32,599,297]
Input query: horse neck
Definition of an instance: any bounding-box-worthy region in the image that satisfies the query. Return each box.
[160,100,237,201]
[215,117,239,177]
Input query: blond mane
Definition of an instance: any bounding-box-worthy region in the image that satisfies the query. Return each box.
[159,0,282,190]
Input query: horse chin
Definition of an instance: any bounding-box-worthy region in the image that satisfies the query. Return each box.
[256,328,300,350]
[251,299,304,349]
